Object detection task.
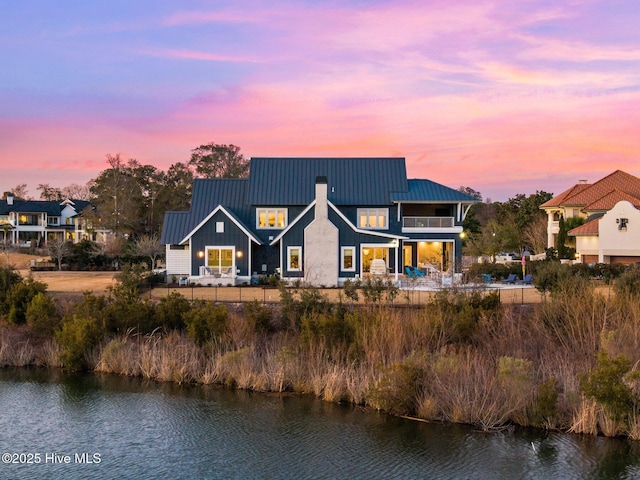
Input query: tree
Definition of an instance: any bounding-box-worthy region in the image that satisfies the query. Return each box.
[38,184,63,201]
[132,234,163,269]
[90,154,146,237]
[457,186,482,200]
[47,236,72,270]
[9,184,29,200]
[188,142,249,178]
[522,213,548,254]
[61,183,92,201]
[557,215,568,259]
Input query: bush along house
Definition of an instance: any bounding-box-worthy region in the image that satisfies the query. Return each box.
[160,158,477,286]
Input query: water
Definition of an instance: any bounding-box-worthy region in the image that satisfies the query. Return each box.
[1,368,639,479]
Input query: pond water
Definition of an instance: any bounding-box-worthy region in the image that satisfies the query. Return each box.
[0,368,639,479]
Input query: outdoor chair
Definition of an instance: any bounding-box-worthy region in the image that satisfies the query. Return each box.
[517,274,533,285]
[501,273,517,284]
[481,273,492,284]
[405,266,425,278]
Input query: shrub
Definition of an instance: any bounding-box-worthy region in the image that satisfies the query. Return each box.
[56,314,106,370]
[613,268,640,298]
[243,300,273,334]
[184,302,229,346]
[26,293,60,337]
[367,361,425,416]
[580,350,634,422]
[300,311,355,348]
[155,292,192,330]
[6,277,48,324]
[536,378,559,426]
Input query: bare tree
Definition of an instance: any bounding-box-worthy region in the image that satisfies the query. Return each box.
[523,214,549,254]
[47,236,72,271]
[9,184,30,200]
[132,235,163,269]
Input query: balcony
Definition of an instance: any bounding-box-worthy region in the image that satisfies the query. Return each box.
[403,216,454,228]
[401,216,460,233]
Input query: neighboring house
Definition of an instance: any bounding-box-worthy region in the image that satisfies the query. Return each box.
[160,157,477,286]
[540,170,640,264]
[0,194,110,246]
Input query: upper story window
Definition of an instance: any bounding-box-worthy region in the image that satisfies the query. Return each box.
[357,208,388,230]
[48,217,60,225]
[257,208,287,229]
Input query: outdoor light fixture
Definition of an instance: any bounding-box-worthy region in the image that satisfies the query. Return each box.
[236,251,243,258]
[198,251,204,258]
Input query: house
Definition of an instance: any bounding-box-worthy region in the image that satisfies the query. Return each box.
[160,157,478,286]
[0,194,110,247]
[540,170,640,264]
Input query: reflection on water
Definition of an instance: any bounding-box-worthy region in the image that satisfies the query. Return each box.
[0,368,639,479]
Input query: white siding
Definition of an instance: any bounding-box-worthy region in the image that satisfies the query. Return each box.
[165,245,190,276]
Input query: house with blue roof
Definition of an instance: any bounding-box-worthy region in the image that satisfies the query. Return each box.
[0,194,108,247]
[160,157,477,286]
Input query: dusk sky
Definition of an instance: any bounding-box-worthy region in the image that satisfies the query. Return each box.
[2,1,639,201]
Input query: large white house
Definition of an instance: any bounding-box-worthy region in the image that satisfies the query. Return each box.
[0,194,110,247]
[540,170,640,264]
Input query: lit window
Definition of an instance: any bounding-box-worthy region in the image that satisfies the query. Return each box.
[341,247,355,272]
[257,208,288,229]
[287,246,302,271]
[357,209,388,230]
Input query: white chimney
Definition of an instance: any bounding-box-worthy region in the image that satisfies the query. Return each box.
[7,194,13,206]
[314,176,328,220]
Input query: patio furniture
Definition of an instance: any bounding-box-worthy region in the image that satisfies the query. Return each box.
[405,266,425,278]
[517,274,533,285]
[501,273,517,284]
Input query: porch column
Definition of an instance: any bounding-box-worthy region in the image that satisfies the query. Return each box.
[394,242,399,282]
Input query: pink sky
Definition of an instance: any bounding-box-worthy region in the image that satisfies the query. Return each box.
[1,1,639,201]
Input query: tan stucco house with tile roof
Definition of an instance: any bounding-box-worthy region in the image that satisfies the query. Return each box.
[540,170,640,264]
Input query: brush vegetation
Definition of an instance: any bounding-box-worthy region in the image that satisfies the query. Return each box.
[3,264,640,438]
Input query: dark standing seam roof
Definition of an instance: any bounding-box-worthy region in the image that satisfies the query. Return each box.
[391,179,478,202]
[247,158,408,205]
[1,199,92,216]
[160,179,251,245]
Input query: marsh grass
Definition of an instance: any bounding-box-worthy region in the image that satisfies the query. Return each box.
[7,280,640,438]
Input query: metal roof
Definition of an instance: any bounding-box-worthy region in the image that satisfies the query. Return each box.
[247,158,408,205]
[391,179,478,203]
[1,199,92,216]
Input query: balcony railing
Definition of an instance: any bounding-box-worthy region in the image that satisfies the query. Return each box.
[403,216,455,228]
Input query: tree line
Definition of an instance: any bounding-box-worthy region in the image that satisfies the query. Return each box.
[4,144,567,258]
[3,142,248,238]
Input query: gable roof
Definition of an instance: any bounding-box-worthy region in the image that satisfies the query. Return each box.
[0,199,91,216]
[568,217,600,236]
[247,157,408,205]
[180,205,261,245]
[391,179,477,203]
[583,189,640,211]
[541,170,640,210]
[540,184,591,208]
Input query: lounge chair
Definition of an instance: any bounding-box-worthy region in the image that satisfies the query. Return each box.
[405,266,425,278]
[517,274,532,285]
[501,273,517,284]
[481,273,492,284]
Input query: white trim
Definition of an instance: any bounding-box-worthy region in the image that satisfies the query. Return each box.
[287,246,302,272]
[270,200,407,247]
[357,208,389,230]
[204,245,236,276]
[341,246,356,272]
[329,202,408,240]
[256,207,288,229]
[179,205,261,245]
[270,201,316,245]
